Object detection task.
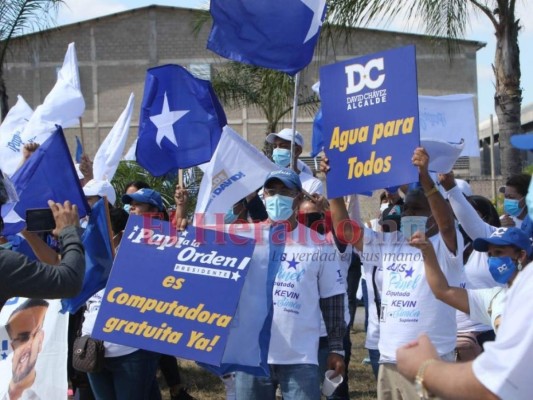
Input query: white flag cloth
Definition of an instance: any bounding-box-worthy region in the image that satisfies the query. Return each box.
[20,42,85,144]
[422,138,465,173]
[93,93,134,181]
[0,95,33,176]
[419,94,478,157]
[195,125,277,217]
[123,138,137,161]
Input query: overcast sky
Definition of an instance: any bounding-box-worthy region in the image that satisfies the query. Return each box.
[56,0,533,127]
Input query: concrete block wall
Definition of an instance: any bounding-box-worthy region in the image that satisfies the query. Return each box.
[4,6,482,171]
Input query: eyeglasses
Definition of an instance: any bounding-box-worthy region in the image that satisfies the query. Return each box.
[264,188,298,197]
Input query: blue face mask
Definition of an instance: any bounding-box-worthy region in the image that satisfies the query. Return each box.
[265,194,294,222]
[503,198,524,217]
[488,256,517,284]
[272,148,291,168]
[224,208,238,224]
[123,204,131,213]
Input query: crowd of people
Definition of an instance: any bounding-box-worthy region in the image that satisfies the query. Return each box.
[0,127,532,400]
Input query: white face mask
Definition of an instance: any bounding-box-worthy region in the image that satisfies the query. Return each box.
[380,203,389,212]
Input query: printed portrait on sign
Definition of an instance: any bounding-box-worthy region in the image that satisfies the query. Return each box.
[0,298,68,400]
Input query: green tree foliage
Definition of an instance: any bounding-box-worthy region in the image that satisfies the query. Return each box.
[0,0,63,120]
[327,0,523,177]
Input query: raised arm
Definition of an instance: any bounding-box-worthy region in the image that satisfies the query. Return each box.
[21,231,61,265]
[320,157,365,252]
[413,148,457,253]
[173,185,189,231]
[409,231,469,314]
[0,201,85,300]
[439,172,495,240]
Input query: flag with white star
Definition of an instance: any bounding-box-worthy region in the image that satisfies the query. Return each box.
[207,0,327,75]
[136,65,227,176]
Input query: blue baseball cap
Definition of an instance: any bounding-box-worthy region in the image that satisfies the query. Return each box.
[510,132,533,151]
[122,188,164,212]
[264,168,302,191]
[473,227,532,255]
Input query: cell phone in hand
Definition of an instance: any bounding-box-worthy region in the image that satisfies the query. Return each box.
[25,208,56,232]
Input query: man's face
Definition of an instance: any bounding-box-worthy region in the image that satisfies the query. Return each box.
[8,306,47,383]
[401,191,430,218]
[128,201,156,215]
[504,185,525,207]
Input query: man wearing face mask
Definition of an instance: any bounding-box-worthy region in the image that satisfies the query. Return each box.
[499,174,531,228]
[235,168,346,400]
[266,128,323,195]
[321,147,463,400]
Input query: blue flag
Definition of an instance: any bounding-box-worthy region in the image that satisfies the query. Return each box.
[136,64,227,176]
[61,198,113,313]
[3,126,90,235]
[311,107,324,157]
[75,135,83,163]
[207,0,327,76]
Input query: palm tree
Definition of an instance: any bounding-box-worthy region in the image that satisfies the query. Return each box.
[210,62,319,155]
[0,0,63,120]
[327,0,523,178]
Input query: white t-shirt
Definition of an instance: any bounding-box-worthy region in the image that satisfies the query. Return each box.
[268,225,346,365]
[467,286,507,332]
[299,171,323,195]
[319,237,352,337]
[445,185,503,332]
[457,249,503,332]
[473,262,533,400]
[82,290,138,358]
[363,228,463,362]
[359,249,382,350]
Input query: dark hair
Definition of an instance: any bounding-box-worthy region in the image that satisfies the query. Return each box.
[467,195,501,227]
[6,299,49,338]
[110,208,129,235]
[379,191,387,203]
[125,181,151,192]
[506,174,531,197]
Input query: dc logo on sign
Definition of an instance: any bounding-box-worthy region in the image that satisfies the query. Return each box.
[345,58,385,95]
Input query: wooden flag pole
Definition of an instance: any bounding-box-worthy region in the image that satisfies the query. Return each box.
[178,169,184,188]
[289,72,301,172]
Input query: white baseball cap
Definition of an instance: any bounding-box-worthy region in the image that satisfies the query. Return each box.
[83,179,116,205]
[266,128,304,147]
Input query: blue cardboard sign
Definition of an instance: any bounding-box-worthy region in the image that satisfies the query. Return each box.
[93,215,255,366]
[319,45,420,198]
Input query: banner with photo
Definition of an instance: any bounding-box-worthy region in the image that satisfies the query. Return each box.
[0,298,68,400]
[320,45,420,198]
[93,215,256,366]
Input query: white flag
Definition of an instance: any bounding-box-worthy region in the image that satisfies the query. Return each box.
[195,125,277,217]
[0,95,33,176]
[93,93,134,181]
[422,138,465,173]
[419,94,478,157]
[20,42,85,144]
[123,138,137,161]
